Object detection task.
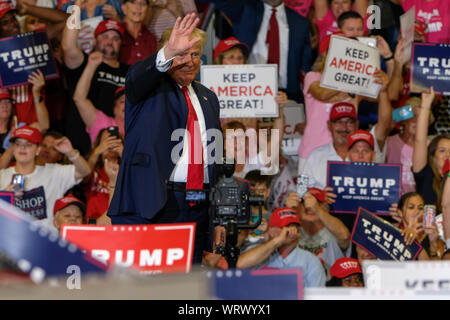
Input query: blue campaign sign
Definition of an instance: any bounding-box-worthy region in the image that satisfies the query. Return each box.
[327,161,402,215]
[211,268,303,300]
[351,207,422,261]
[410,43,450,96]
[0,31,59,88]
[0,198,106,282]
[0,191,14,205]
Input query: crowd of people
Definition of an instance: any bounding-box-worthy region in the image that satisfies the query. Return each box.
[0,0,449,289]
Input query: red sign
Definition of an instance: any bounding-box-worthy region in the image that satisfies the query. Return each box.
[61,223,196,274]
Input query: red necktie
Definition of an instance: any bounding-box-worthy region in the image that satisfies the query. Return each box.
[266,8,280,66]
[182,86,204,191]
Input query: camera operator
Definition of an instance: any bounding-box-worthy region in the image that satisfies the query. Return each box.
[236,207,326,288]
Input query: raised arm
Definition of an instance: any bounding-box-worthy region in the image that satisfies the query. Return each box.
[309,82,351,103]
[61,0,84,69]
[353,0,368,21]
[314,0,329,21]
[54,137,91,180]
[28,70,49,133]
[373,70,392,151]
[73,52,103,130]
[388,38,407,101]
[16,0,69,23]
[412,88,435,173]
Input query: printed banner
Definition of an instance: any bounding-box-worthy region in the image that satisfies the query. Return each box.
[0,31,59,87]
[362,260,450,291]
[0,199,105,281]
[0,191,14,205]
[212,268,303,300]
[327,161,402,215]
[200,64,278,118]
[281,101,305,156]
[15,186,47,220]
[77,16,103,55]
[320,35,381,99]
[410,43,450,95]
[400,6,415,65]
[62,223,196,274]
[351,207,423,261]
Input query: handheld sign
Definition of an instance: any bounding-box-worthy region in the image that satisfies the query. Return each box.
[327,161,402,215]
[281,101,305,156]
[77,16,103,55]
[399,6,415,65]
[410,43,450,96]
[351,207,423,261]
[0,31,59,88]
[61,223,196,274]
[0,191,14,205]
[211,268,303,300]
[320,35,381,99]
[0,199,105,283]
[200,64,278,118]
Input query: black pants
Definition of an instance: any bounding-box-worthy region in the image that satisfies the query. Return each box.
[110,189,211,264]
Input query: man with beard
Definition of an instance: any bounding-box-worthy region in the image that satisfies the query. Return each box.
[299,69,391,190]
[62,18,129,156]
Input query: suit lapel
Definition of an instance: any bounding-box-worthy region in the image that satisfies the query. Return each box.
[192,82,214,131]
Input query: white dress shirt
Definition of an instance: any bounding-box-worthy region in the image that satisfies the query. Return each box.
[248,2,289,90]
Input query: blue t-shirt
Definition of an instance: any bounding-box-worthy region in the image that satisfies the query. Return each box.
[258,247,326,288]
[61,0,124,21]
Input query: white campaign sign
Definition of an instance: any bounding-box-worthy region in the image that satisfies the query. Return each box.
[281,101,305,156]
[77,16,103,55]
[400,6,415,65]
[200,64,278,118]
[320,35,381,99]
[362,260,450,292]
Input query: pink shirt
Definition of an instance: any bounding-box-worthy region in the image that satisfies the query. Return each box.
[315,8,369,42]
[386,134,415,195]
[401,0,450,43]
[86,110,117,144]
[283,0,313,17]
[298,72,332,159]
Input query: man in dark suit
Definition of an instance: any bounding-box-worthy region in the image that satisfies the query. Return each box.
[210,0,312,102]
[107,13,222,263]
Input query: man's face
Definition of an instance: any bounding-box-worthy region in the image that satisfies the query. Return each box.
[53,205,83,230]
[268,223,300,246]
[13,138,39,165]
[331,0,352,19]
[123,0,148,23]
[0,11,20,37]
[263,0,283,6]
[250,182,270,202]
[348,141,375,163]
[340,18,364,38]
[328,117,358,146]
[95,30,122,61]
[169,45,202,87]
[37,136,64,165]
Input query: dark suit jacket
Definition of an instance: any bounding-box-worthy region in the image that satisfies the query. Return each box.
[213,0,312,102]
[107,53,222,220]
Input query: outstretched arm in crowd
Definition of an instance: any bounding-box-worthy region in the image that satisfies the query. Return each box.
[61,0,85,69]
[28,69,50,133]
[73,51,102,131]
[309,83,351,104]
[303,192,350,250]
[15,0,69,23]
[314,0,329,21]
[236,225,299,269]
[387,37,407,101]
[373,69,392,151]
[412,87,435,174]
[88,133,123,170]
[54,137,92,180]
[126,13,200,105]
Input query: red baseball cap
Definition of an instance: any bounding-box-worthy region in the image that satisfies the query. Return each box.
[307,187,326,203]
[94,20,124,38]
[269,207,300,228]
[347,129,374,150]
[10,126,42,144]
[213,37,250,61]
[330,257,362,279]
[53,195,86,216]
[0,2,15,20]
[0,87,12,101]
[329,102,357,121]
[114,86,125,100]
